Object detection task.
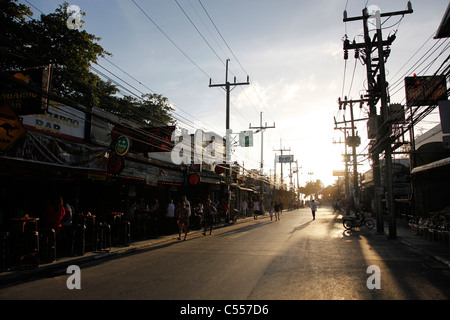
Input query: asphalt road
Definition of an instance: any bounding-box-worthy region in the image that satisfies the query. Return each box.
[1,204,450,301]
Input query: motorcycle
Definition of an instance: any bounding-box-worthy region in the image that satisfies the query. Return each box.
[343,212,375,230]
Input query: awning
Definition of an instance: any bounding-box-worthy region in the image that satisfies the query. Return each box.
[411,157,450,174]
[1,131,108,171]
[237,186,256,192]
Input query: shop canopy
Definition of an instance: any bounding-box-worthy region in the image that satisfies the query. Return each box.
[411,157,450,174]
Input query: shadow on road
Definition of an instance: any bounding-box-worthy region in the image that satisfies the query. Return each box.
[215,220,272,237]
[289,220,313,234]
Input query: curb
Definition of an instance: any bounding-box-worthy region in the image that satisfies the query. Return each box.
[395,236,450,268]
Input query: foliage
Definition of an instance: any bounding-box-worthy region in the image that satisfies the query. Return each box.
[0,0,174,127]
[320,184,339,202]
[300,179,324,199]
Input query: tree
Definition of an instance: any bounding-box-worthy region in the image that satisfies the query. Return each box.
[109,93,175,127]
[321,184,339,202]
[0,0,174,126]
[0,0,33,70]
[302,179,324,200]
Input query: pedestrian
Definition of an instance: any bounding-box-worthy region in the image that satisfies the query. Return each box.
[150,199,160,237]
[274,201,280,221]
[177,202,190,241]
[253,198,260,219]
[60,198,73,256]
[182,195,191,218]
[202,199,217,236]
[241,199,248,218]
[165,199,175,234]
[269,200,274,221]
[44,195,66,233]
[248,198,254,218]
[310,199,317,220]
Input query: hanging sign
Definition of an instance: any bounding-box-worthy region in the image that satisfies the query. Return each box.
[107,154,125,174]
[115,135,131,156]
[189,173,200,185]
[0,68,49,115]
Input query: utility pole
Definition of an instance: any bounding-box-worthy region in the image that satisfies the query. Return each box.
[209,59,249,221]
[274,140,291,202]
[333,124,351,214]
[343,2,413,238]
[209,59,250,132]
[294,160,301,206]
[338,98,367,211]
[249,112,275,207]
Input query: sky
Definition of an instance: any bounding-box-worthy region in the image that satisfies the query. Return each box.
[22,0,449,187]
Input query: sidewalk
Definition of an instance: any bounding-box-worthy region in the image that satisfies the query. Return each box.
[0,215,259,287]
[387,217,450,268]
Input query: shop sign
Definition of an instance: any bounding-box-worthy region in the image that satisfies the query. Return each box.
[115,135,131,156]
[88,172,107,181]
[111,125,175,154]
[333,170,346,177]
[189,173,200,185]
[0,103,27,152]
[405,75,447,107]
[159,169,184,184]
[21,102,85,141]
[107,153,125,174]
[0,68,49,115]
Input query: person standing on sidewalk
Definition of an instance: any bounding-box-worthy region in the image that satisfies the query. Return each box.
[202,199,217,236]
[310,200,317,220]
[248,198,254,219]
[253,198,260,219]
[241,199,248,218]
[177,202,190,241]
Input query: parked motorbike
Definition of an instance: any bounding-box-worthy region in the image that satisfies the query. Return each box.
[343,212,375,230]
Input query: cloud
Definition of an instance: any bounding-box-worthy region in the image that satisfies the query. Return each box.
[324,41,343,59]
[232,75,317,112]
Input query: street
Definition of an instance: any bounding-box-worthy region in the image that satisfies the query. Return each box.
[1,204,450,301]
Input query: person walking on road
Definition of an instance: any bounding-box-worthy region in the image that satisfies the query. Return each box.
[310,199,317,220]
[274,201,280,221]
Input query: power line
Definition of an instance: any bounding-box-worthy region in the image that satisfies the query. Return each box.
[197,0,278,129]
[174,0,225,67]
[131,0,212,81]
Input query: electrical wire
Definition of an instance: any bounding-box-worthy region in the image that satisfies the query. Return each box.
[7,0,269,176]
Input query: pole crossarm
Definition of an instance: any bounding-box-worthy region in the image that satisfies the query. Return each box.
[343,2,413,22]
[209,77,250,89]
